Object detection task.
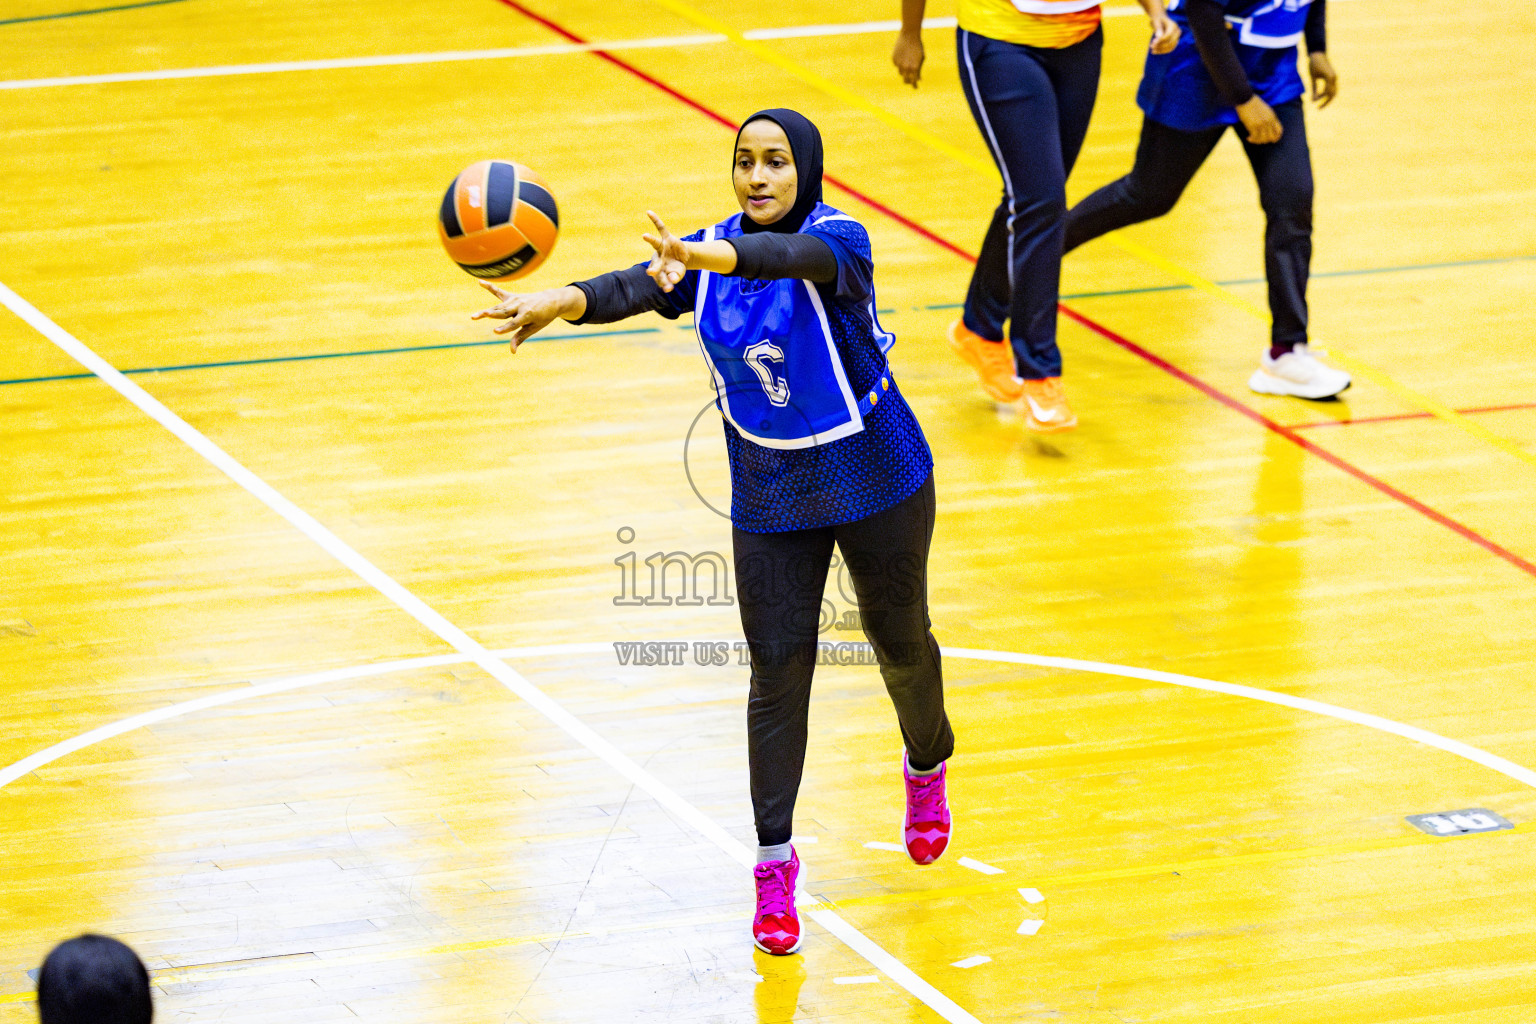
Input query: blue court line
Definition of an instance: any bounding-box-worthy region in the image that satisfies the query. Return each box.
[0,327,660,386]
[0,0,189,26]
[922,253,1536,309]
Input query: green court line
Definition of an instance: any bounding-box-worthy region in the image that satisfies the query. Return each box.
[1304,253,1536,279]
[0,327,659,386]
[0,0,189,26]
[4,253,1529,387]
[923,252,1536,309]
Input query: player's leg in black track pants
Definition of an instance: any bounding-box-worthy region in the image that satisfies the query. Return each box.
[1065,100,1314,348]
[734,473,952,847]
[1063,114,1225,252]
[1239,99,1314,348]
[957,26,1102,379]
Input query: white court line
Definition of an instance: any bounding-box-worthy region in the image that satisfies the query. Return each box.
[0,643,615,792]
[15,638,1527,806]
[3,637,1529,1011]
[0,35,725,90]
[940,648,1536,791]
[958,856,1005,875]
[0,3,1368,91]
[0,280,988,1024]
[0,652,469,791]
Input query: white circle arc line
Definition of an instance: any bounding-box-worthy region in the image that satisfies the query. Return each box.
[5,641,1533,794]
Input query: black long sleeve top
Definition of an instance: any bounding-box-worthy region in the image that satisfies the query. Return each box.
[571,232,837,325]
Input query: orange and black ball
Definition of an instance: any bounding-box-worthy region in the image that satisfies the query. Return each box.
[437,160,559,282]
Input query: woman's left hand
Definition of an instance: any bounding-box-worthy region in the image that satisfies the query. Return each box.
[1148,11,1180,54]
[642,210,690,293]
[1309,52,1339,107]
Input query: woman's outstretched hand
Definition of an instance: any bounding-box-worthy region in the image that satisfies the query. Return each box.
[642,211,690,293]
[471,281,586,351]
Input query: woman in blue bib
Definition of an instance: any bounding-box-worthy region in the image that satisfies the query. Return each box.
[471,109,956,957]
[1064,0,1352,399]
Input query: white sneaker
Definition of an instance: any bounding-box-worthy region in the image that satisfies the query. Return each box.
[1248,344,1352,400]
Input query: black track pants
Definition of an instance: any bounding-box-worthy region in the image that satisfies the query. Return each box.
[1064,100,1314,348]
[957,26,1103,378]
[733,474,953,847]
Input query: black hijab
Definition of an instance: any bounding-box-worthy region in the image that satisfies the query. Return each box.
[734,108,824,234]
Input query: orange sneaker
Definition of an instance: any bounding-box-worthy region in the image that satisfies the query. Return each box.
[1020,377,1076,433]
[947,319,1023,403]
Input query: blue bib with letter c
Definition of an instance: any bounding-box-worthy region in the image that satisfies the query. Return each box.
[694,206,892,450]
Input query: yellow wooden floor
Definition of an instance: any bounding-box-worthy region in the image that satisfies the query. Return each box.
[3,1,1535,1021]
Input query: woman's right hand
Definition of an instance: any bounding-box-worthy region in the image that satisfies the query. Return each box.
[471,281,586,351]
[1235,95,1283,144]
[892,29,925,88]
[1147,11,1180,54]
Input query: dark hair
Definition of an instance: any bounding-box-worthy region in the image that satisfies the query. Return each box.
[37,935,153,1024]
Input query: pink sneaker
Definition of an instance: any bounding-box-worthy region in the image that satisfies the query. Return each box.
[903,756,951,865]
[752,847,802,955]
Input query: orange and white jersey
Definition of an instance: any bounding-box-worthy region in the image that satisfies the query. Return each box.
[958,0,1102,48]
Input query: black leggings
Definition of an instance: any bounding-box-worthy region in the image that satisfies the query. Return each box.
[1064,100,1314,348]
[734,474,953,847]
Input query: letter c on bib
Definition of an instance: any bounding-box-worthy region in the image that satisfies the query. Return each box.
[744,340,791,407]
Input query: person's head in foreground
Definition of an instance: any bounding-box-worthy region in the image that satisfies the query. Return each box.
[37,934,152,1024]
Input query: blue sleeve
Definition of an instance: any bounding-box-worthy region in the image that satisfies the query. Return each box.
[805,219,874,307]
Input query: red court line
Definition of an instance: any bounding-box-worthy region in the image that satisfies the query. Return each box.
[1054,309,1536,576]
[495,0,975,263]
[1292,402,1536,430]
[494,0,1536,582]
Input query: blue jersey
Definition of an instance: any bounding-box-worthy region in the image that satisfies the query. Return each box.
[696,206,896,449]
[650,205,933,532]
[1139,0,1312,132]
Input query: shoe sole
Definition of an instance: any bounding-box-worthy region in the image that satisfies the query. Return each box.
[753,935,804,955]
[903,805,953,865]
[903,829,952,865]
[1024,414,1077,433]
[947,328,1023,403]
[1248,369,1352,400]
